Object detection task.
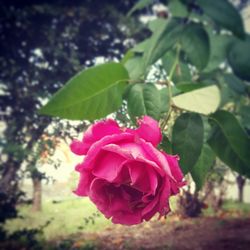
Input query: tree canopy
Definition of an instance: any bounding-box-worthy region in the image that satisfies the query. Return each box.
[0,0,138,222]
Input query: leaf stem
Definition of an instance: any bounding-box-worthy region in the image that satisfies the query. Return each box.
[168,44,181,82]
[160,80,173,130]
[161,44,181,130]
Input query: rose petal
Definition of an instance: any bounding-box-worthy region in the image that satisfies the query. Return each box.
[140,139,174,180]
[163,153,184,182]
[77,133,134,172]
[126,116,162,146]
[142,177,171,220]
[119,142,147,159]
[70,140,88,155]
[112,210,142,225]
[102,143,165,176]
[128,162,150,193]
[89,178,110,215]
[74,169,93,196]
[71,119,121,155]
[112,161,131,184]
[158,177,171,216]
[92,150,127,182]
[170,180,182,195]
[148,168,158,195]
[110,186,143,225]
[142,199,159,221]
[89,179,142,224]
[128,162,158,195]
[121,184,143,202]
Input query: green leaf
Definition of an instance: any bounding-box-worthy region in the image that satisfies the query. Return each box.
[159,134,172,154]
[180,23,210,70]
[172,113,204,174]
[121,50,134,64]
[196,0,245,38]
[148,18,168,32]
[172,85,220,115]
[126,83,169,122]
[131,39,151,53]
[203,116,213,141]
[203,32,233,73]
[143,18,183,68]
[39,62,128,120]
[208,111,250,172]
[162,50,191,84]
[127,0,152,16]
[216,82,235,108]
[191,144,215,190]
[159,87,169,115]
[176,82,205,92]
[168,0,189,17]
[124,56,145,80]
[228,37,250,81]
[223,73,246,94]
[240,105,250,130]
[208,128,250,178]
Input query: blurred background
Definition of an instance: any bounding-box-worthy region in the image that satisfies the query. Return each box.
[0,0,250,249]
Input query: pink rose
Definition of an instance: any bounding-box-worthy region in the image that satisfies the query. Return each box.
[71,116,185,225]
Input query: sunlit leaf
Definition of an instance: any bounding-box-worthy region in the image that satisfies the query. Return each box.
[172,85,220,115]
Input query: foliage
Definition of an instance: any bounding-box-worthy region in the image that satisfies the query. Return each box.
[126,83,168,122]
[40,63,129,120]
[0,0,138,222]
[41,0,250,192]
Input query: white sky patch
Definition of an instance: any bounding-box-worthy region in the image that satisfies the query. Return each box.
[242,4,250,32]
[38,140,80,183]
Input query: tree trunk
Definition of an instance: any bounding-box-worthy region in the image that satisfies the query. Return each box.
[0,160,18,194]
[236,175,245,203]
[32,176,42,212]
[0,159,20,223]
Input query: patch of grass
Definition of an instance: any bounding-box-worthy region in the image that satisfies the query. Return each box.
[223,200,250,213]
[5,198,111,240]
[202,199,250,216]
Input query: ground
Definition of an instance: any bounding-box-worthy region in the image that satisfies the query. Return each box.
[57,216,250,250]
[3,198,250,250]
